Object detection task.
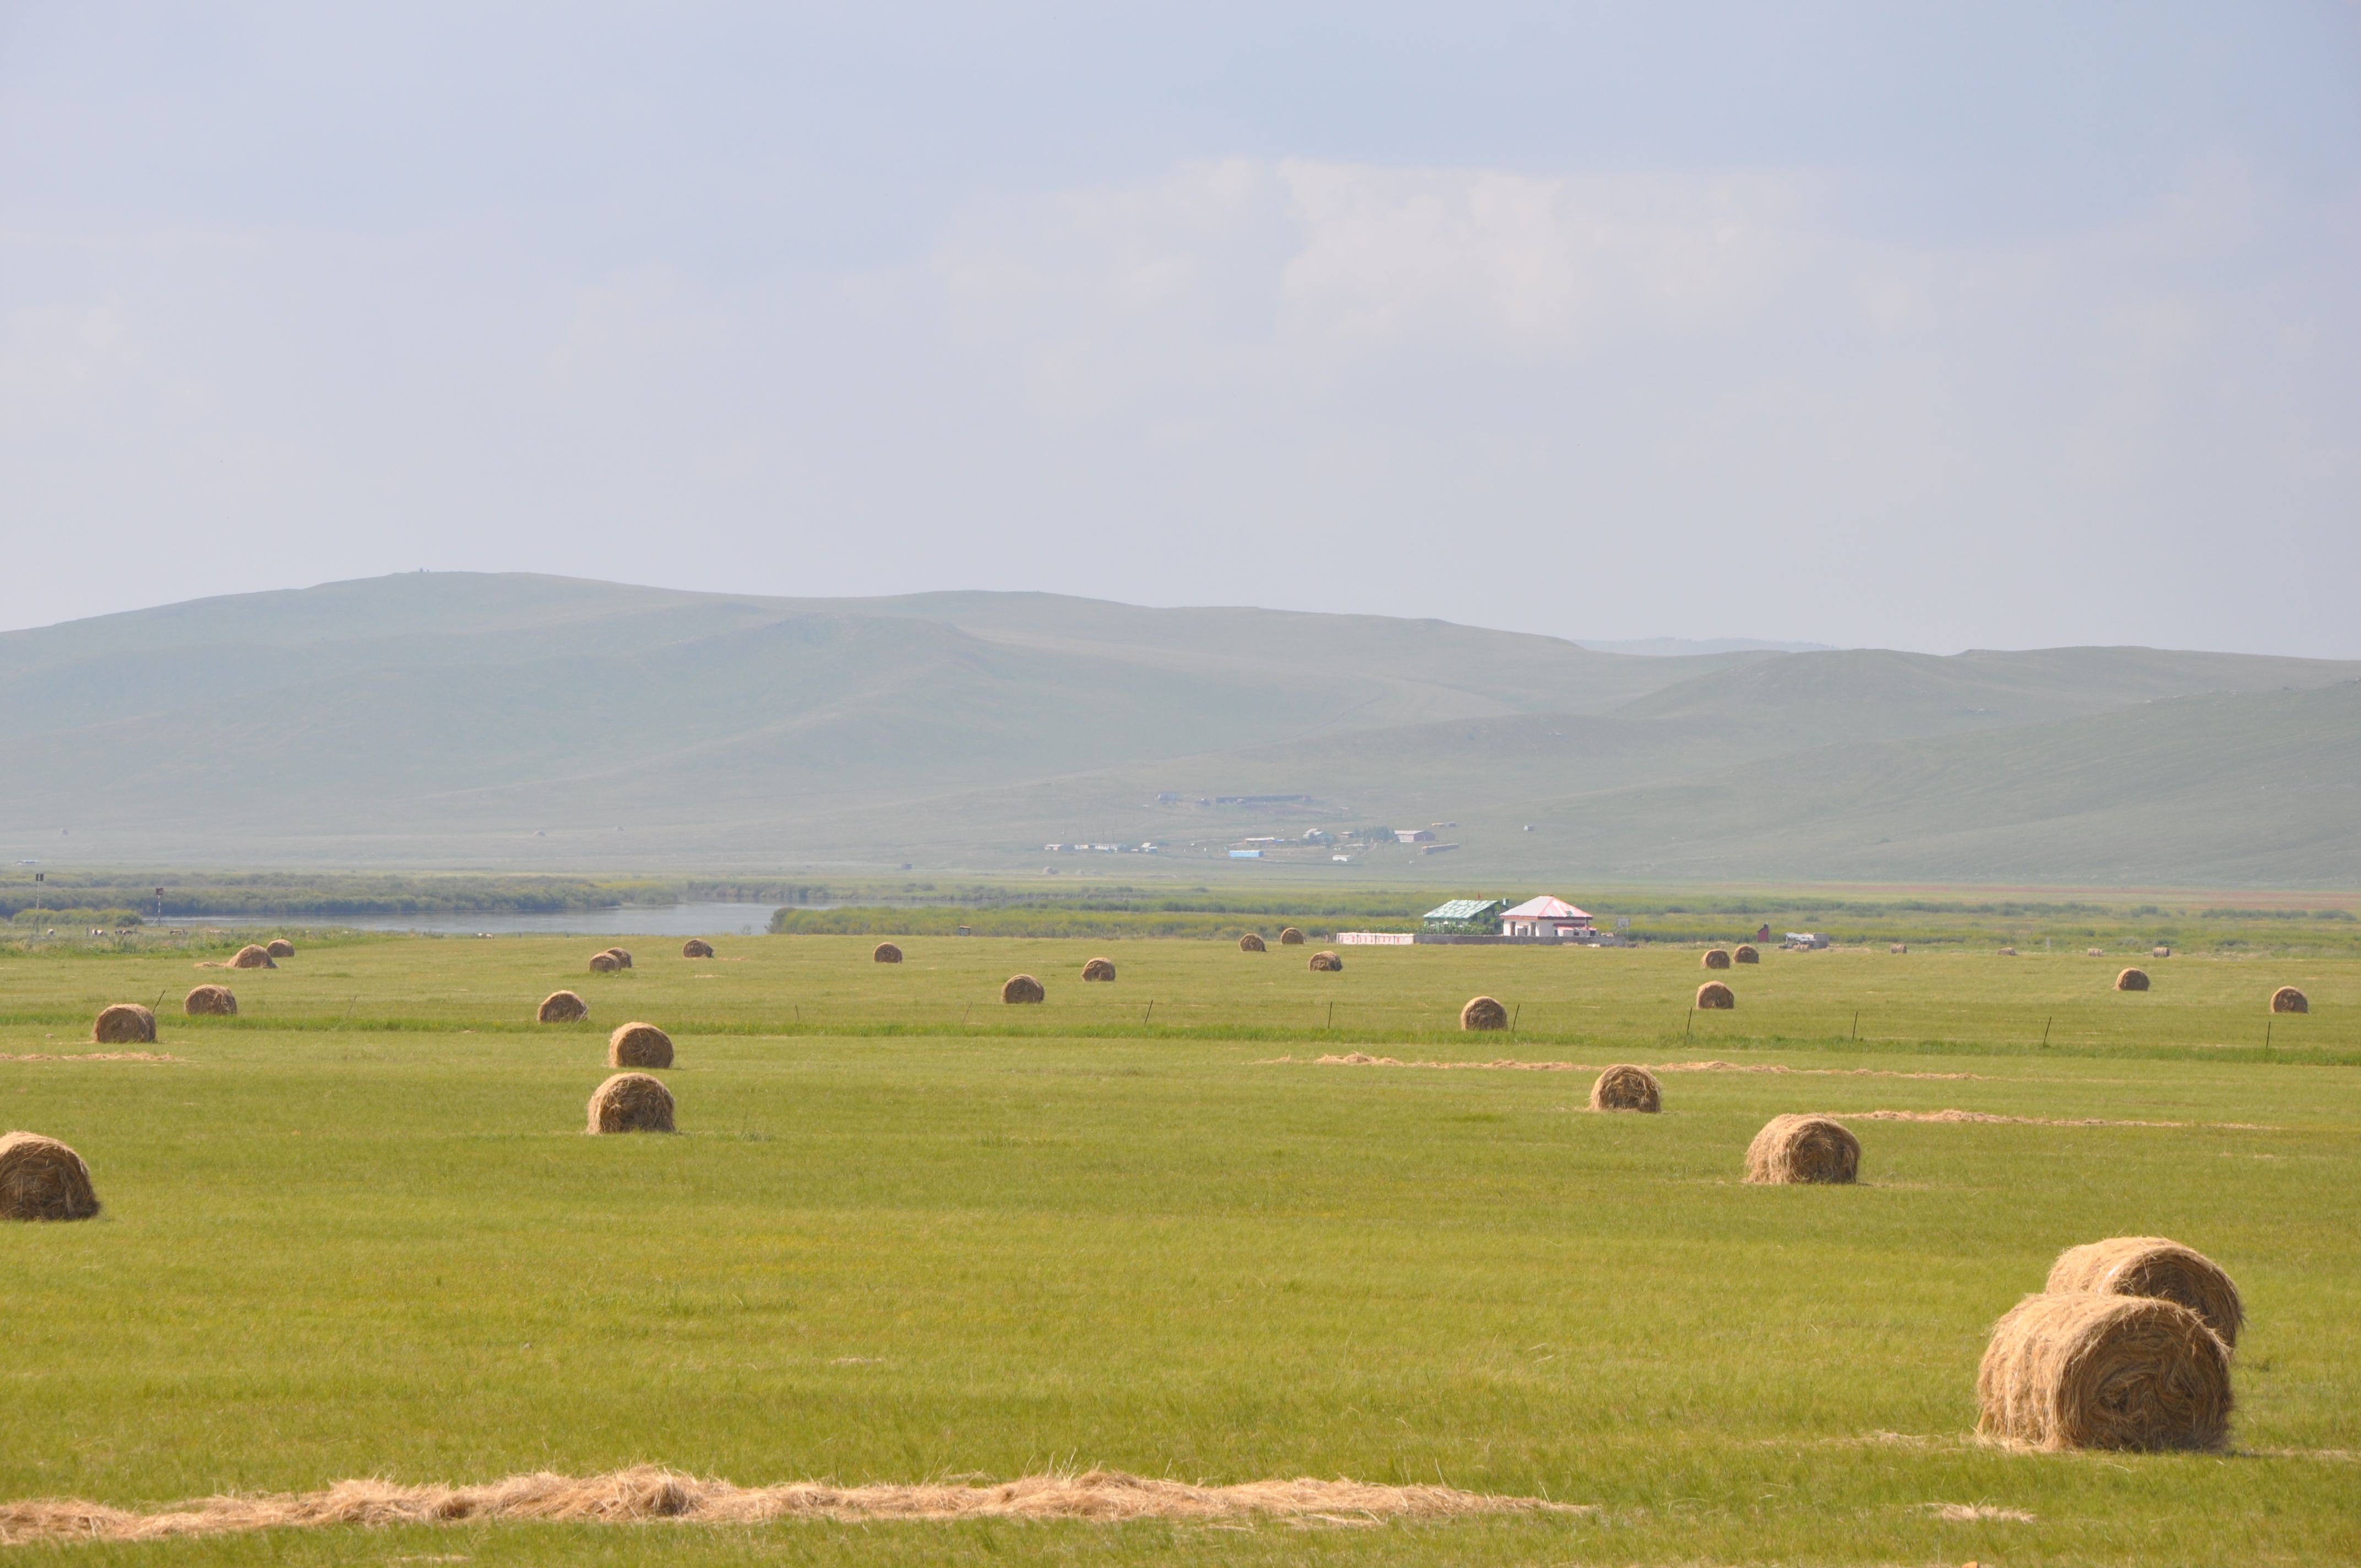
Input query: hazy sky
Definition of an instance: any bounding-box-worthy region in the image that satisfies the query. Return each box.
[4,3,2357,654]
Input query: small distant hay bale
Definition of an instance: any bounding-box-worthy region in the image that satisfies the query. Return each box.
[1003,973,1045,1004]
[2270,986,2307,1014]
[1279,927,1305,945]
[682,939,715,959]
[1589,1064,1662,1113]
[1701,948,1732,970]
[538,990,589,1023]
[264,938,295,959]
[608,1022,674,1070]
[1745,1114,1859,1184]
[0,1132,100,1222]
[1733,944,1760,963]
[1082,956,1117,982]
[586,1072,675,1134]
[874,942,904,964]
[2044,1237,2244,1348]
[1460,995,1508,1031]
[1890,943,1908,955]
[1998,946,2017,956]
[2087,948,2106,957]
[605,948,634,968]
[93,1003,156,1045]
[2115,967,2150,992]
[1238,933,1266,952]
[228,944,276,970]
[589,952,621,973]
[2152,945,2171,958]
[1695,981,1734,1010]
[1308,950,1342,972]
[183,984,237,1017]
[1976,1292,2231,1451]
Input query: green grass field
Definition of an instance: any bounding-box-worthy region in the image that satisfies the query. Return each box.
[3,934,2357,1564]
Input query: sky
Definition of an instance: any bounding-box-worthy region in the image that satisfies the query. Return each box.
[2,2,2357,655]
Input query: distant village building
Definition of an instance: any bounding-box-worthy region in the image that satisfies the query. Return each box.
[1395,829,1437,843]
[1499,896,1594,940]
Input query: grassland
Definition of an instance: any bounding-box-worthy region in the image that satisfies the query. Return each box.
[2,933,2357,1564]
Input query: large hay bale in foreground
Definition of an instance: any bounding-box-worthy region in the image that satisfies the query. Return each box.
[183,984,237,1017]
[93,1003,156,1045]
[588,952,621,973]
[538,990,589,1023]
[1745,1114,1859,1184]
[264,938,295,959]
[1238,933,1266,952]
[1695,981,1734,1010]
[1589,1064,1662,1113]
[0,1132,100,1222]
[586,1072,675,1134]
[1976,1292,2231,1451]
[1701,948,1732,970]
[682,938,715,959]
[228,944,275,970]
[873,942,904,964]
[1003,973,1045,1004]
[2270,986,2308,1014]
[1279,927,1305,946]
[605,948,634,969]
[1082,956,1116,982]
[2045,1237,2244,1348]
[1460,995,1508,1031]
[1733,944,1759,964]
[2115,967,2150,992]
[608,1022,675,1070]
[1308,950,1342,972]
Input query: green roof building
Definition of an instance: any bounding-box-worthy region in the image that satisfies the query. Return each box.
[1422,898,1508,934]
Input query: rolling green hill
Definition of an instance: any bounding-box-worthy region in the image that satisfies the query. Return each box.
[1,572,2354,886]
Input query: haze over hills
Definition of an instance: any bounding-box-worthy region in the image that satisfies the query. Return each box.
[2,573,2354,887]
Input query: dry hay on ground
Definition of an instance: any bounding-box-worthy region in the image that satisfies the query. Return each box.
[1082,956,1117,982]
[1002,973,1045,1004]
[537,990,589,1024]
[1459,995,1508,1031]
[1976,1292,2230,1451]
[1238,933,1266,952]
[2271,986,2308,1014]
[0,1466,1580,1544]
[1279,927,1305,945]
[0,1052,179,1063]
[1701,948,1732,970]
[605,948,633,969]
[0,1131,100,1222]
[1745,1114,1860,1184]
[588,952,621,973]
[1695,981,1734,1010]
[2046,1237,2244,1348]
[1588,1064,1662,1113]
[264,938,295,959]
[682,939,715,959]
[1307,950,1342,972]
[1733,944,1759,963]
[183,985,236,1017]
[228,944,275,970]
[587,1072,674,1134]
[1845,1109,2223,1129]
[607,1023,674,1070]
[1294,1053,1980,1080]
[93,1003,156,1045]
[2116,967,2150,992]
[873,942,904,964]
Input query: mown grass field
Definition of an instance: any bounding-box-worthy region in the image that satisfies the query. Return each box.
[3,933,2357,1565]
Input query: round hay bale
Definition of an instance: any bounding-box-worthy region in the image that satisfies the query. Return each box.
[0,1132,100,1222]
[1308,950,1342,972]
[538,990,589,1023]
[183,984,237,1017]
[264,938,295,959]
[1976,1292,2230,1451]
[588,951,621,973]
[1081,956,1116,982]
[1702,948,1732,970]
[586,1071,675,1134]
[2152,945,2172,958]
[1891,943,1910,955]
[1588,1064,1662,1113]
[2044,1237,2244,1348]
[682,938,715,959]
[1744,1114,1858,1184]
[2115,967,2150,992]
[2270,986,2308,1015]
[1238,933,1266,952]
[607,1022,674,1070]
[93,1003,156,1045]
[1003,973,1045,1004]
[873,942,904,964]
[1460,995,1508,1031]
[1695,981,1735,1010]
[228,944,276,970]
[605,948,634,969]
[1279,927,1305,946]
[2086,947,2105,957]
[1733,944,1760,964]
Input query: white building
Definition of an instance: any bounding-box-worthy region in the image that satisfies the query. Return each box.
[1499,896,1595,940]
